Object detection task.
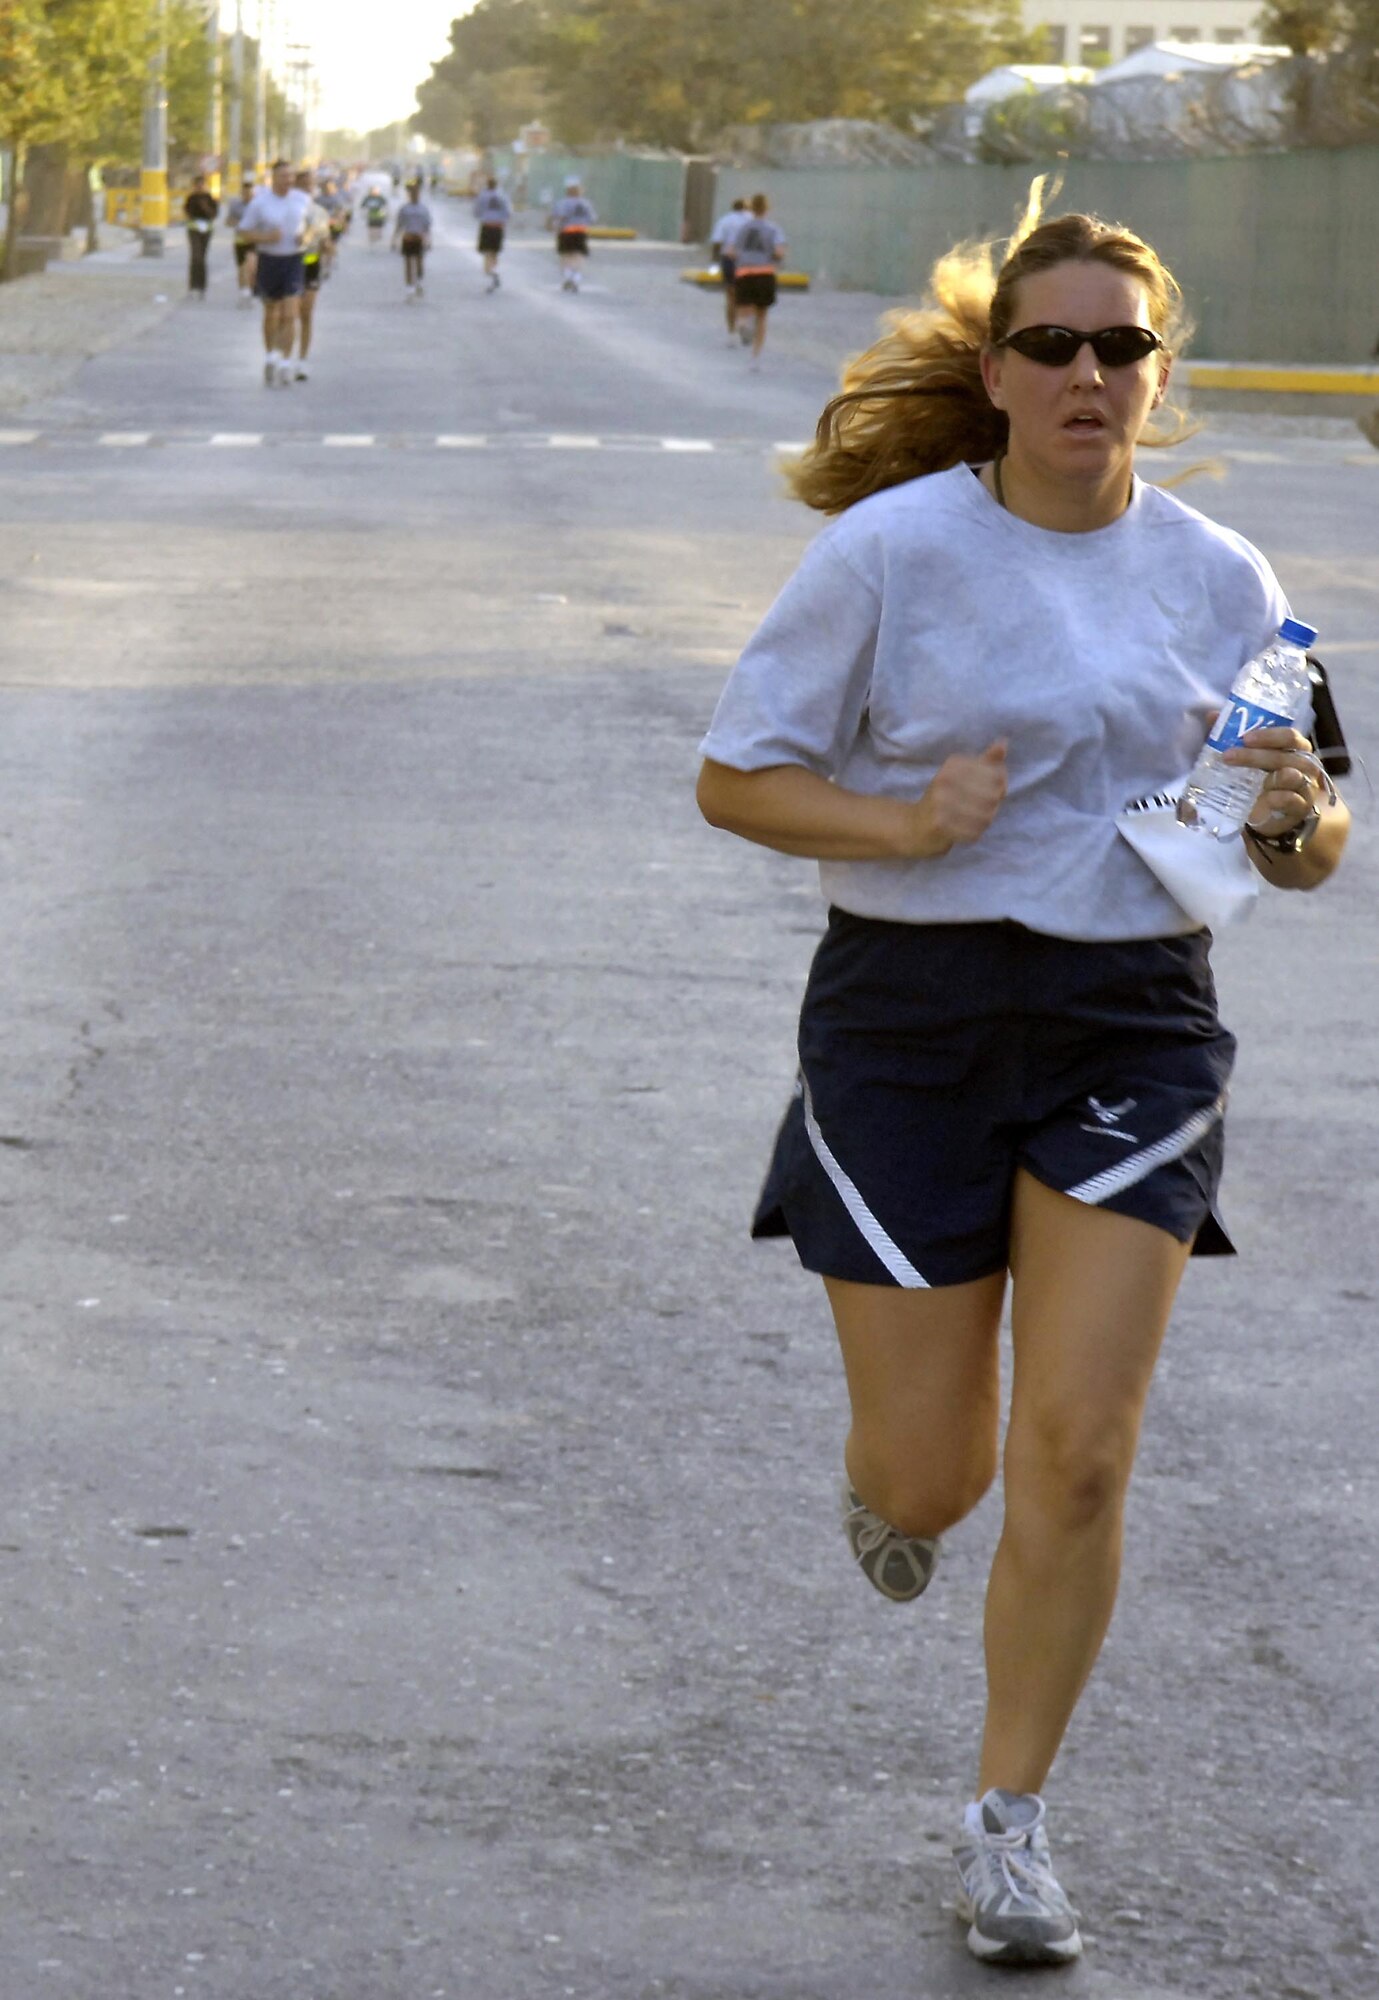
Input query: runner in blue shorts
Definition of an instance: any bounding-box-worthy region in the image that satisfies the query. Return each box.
[697,191,1349,1967]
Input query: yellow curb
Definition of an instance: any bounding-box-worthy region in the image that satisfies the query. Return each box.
[1186,361,1379,395]
[586,226,637,239]
[680,268,811,290]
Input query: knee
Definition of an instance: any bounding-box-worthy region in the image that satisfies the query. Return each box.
[1005,1409,1136,1532]
[851,1431,998,1540]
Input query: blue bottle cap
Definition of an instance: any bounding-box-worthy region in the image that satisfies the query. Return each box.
[1279,617,1318,648]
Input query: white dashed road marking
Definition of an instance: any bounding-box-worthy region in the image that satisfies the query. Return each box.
[322,434,376,447]
[0,430,38,445]
[210,432,265,446]
[661,438,713,452]
[436,434,488,448]
[548,434,602,449]
[99,432,152,447]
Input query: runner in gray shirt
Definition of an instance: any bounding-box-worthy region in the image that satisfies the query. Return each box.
[392,181,433,300]
[473,178,511,292]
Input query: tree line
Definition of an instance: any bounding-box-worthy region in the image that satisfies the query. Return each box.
[0,0,291,281]
[412,0,1044,154]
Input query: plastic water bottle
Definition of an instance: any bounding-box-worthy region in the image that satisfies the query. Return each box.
[1177,618,1318,839]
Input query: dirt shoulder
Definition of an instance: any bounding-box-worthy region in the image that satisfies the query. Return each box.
[0,240,177,415]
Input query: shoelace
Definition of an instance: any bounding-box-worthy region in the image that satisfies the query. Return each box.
[978,1824,1066,1912]
[850,1508,904,1557]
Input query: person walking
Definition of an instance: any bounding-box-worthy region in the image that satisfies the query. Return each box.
[235,158,313,386]
[392,180,433,300]
[710,196,748,343]
[362,183,389,248]
[473,177,512,292]
[549,177,596,292]
[695,190,1349,1966]
[730,193,786,369]
[182,174,219,299]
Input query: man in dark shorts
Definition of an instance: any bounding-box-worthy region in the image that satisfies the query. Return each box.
[236,159,313,386]
[292,169,332,380]
[550,177,597,293]
[710,196,747,343]
[473,177,511,292]
[391,180,433,300]
[731,193,787,370]
[224,178,257,306]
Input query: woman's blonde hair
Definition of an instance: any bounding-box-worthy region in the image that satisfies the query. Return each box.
[788,178,1196,515]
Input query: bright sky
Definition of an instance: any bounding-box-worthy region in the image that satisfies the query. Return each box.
[242,0,463,135]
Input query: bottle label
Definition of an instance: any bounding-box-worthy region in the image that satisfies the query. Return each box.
[1206,697,1293,752]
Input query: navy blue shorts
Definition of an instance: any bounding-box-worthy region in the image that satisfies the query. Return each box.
[255,252,305,301]
[752,913,1236,1289]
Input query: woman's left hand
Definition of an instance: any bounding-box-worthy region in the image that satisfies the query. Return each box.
[1225,724,1327,835]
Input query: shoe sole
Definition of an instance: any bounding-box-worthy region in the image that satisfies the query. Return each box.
[954,1894,1083,1963]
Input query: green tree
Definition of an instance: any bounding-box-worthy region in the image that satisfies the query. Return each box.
[1,0,162,278]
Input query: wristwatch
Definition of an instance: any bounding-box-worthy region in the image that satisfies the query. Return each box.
[1245,806,1320,856]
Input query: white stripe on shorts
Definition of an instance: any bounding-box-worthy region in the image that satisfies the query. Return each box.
[800,1080,929,1289]
[1064,1093,1227,1207]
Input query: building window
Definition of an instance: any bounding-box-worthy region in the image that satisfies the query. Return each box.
[1215,27,1244,40]
[1042,24,1068,61]
[1079,24,1112,57]
[1169,25,1201,39]
[1125,25,1156,51]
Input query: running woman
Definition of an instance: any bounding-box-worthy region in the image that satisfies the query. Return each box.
[224,179,257,304]
[236,158,313,386]
[730,193,786,368]
[182,174,219,299]
[291,169,332,379]
[392,180,433,299]
[696,190,1349,1965]
[473,177,512,292]
[549,177,596,292]
[710,196,748,342]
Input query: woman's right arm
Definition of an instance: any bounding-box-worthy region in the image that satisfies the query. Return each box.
[696,747,1008,861]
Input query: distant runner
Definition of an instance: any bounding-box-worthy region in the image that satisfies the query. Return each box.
[731,193,787,370]
[550,177,596,293]
[224,179,258,305]
[292,169,333,379]
[710,196,747,343]
[182,174,219,300]
[392,180,433,300]
[236,158,313,387]
[362,184,389,247]
[473,177,511,293]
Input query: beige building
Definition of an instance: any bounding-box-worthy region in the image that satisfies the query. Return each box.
[1024,0,1264,63]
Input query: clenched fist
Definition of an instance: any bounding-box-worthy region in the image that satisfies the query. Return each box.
[904,741,1008,858]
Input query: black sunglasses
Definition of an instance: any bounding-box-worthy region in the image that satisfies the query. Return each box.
[998,324,1165,368]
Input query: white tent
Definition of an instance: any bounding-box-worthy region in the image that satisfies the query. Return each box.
[1093,40,1289,85]
[964,64,1094,104]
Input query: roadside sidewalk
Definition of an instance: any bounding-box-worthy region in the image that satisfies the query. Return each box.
[0,226,179,415]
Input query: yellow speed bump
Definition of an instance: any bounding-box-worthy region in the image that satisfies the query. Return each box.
[586,226,637,239]
[680,266,810,290]
[1186,360,1379,395]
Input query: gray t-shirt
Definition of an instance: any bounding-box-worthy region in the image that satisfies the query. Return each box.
[394,201,431,236]
[699,463,1288,942]
[237,187,313,256]
[474,189,511,223]
[552,196,596,229]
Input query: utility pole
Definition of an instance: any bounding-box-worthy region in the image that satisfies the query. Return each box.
[205,2,223,195]
[254,0,268,176]
[227,0,244,190]
[141,0,169,257]
[286,44,312,163]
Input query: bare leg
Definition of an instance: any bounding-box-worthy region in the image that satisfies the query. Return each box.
[752,307,769,359]
[297,294,314,360]
[276,298,298,360]
[977,1171,1192,1797]
[824,1270,1006,1539]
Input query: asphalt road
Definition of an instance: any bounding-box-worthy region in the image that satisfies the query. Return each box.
[0,196,1376,2000]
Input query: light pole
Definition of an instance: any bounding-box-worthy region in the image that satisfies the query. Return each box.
[227,0,244,190]
[254,0,267,176]
[141,0,169,257]
[205,2,223,194]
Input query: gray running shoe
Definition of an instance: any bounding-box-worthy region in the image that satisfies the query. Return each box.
[840,1482,939,1602]
[953,1789,1083,1964]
